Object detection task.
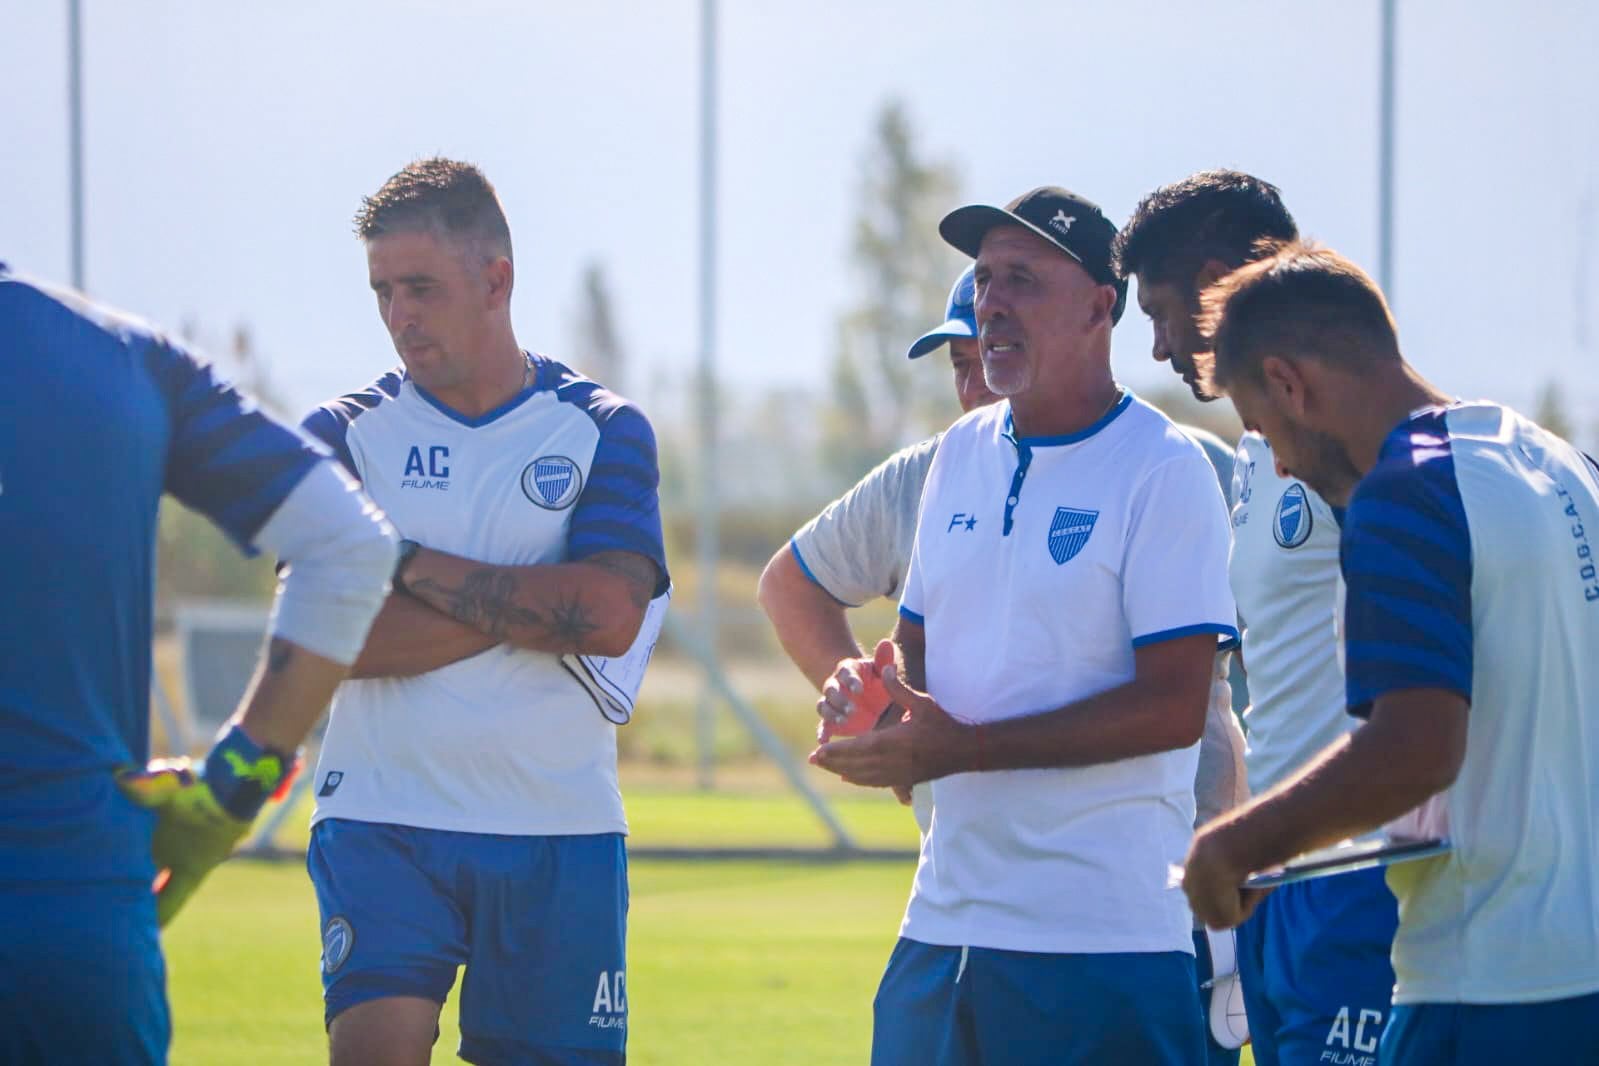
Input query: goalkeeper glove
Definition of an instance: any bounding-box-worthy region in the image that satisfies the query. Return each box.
[117,724,299,927]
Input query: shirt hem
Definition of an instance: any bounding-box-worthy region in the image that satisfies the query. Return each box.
[900,921,1193,956]
[310,806,629,838]
[1132,622,1240,649]
[1392,974,1599,1007]
[788,538,856,607]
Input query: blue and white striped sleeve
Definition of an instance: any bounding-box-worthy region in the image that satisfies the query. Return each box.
[1341,439,1474,718]
[148,338,325,552]
[569,398,669,592]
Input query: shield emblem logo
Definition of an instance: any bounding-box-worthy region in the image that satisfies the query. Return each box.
[1047,507,1099,564]
[1273,484,1313,548]
[521,455,583,510]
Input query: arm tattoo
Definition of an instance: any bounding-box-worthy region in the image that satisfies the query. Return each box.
[588,551,660,609]
[409,569,603,647]
[545,590,604,645]
[409,570,546,641]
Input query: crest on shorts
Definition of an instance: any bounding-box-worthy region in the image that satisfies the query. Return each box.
[1047,507,1098,564]
[322,916,354,974]
[1273,484,1313,549]
[522,455,583,510]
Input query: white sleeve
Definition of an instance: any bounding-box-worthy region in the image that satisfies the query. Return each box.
[790,436,938,607]
[253,459,397,665]
[1194,655,1250,826]
[1123,451,1238,648]
[563,589,670,725]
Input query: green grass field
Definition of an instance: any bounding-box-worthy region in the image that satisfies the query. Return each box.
[165,786,1254,1064]
[166,856,913,1065]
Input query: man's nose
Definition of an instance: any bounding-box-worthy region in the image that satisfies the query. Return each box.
[386,294,415,334]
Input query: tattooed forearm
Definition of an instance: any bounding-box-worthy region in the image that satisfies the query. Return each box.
[409,570,547,641]
[588,551,659,609]
[545,591,604,645]
[408,569,604,649]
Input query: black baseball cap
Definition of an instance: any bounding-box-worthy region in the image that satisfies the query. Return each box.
[939,186,1127,324]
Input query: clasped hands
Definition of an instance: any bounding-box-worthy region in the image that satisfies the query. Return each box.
[808,639,973,792]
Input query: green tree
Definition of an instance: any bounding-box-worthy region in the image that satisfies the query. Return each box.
[822,101,964,482]
[1534,379,1575,440]
[572,262,627,394]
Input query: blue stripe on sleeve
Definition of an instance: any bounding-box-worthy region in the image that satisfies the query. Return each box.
[148,340,324,548]
[1131,622,1240,649]
[898,605,925,626]
[788,539,855,608]
[556,367,668,593]
[300,370,403,481]
[1342,411,1474,716]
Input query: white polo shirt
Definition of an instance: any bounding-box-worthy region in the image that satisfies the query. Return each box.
[1228,432,1350,794]
[898,391,1237,954]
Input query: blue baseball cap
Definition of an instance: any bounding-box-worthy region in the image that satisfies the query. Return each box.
[905,265,978,360]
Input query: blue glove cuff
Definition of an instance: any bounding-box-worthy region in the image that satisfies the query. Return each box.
[202,725,294,821]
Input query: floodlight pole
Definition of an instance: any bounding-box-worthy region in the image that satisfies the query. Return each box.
[1377,0,1396,302]
[68,0,86,291]
[694,0,720,790]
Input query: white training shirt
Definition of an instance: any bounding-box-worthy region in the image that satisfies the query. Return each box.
[898,392,1238,954]
[1228,432,1351,794]
[300,358,670,837]
[1340,403,1599,1005]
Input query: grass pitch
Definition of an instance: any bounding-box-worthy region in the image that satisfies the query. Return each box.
[164,856,913,1065]
[164,786,1253,1064]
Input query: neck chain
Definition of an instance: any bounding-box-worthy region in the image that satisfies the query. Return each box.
[521,351,535,390]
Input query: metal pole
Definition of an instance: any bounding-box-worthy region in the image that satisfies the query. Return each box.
[68,0,86,291]
[694,0,720,790]
[1377,0,1396,303]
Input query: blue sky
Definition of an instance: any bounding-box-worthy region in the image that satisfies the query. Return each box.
[5,0,1597,443]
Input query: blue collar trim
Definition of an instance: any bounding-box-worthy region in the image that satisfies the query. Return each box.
[407,353,542,428]
[1004,390,1132,447]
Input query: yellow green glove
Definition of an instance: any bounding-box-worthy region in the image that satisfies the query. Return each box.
[117,725,298,927]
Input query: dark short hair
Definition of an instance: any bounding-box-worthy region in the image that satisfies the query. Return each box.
[1112,170,1298,288]
[354,157,512,262]
[1196,240,1400,394]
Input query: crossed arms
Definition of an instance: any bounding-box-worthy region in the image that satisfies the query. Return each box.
[350,547,660,679]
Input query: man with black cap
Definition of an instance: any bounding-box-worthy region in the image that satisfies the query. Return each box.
[811,188,1237,1064]
[757,264,996,833]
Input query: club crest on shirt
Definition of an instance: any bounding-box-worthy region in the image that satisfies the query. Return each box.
[1047,507,1098,564]
[522,455,583,510]
[1273,484,1313,549]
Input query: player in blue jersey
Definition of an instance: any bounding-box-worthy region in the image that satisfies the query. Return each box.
[1115,171,1400,1065]
[302,159,669,1066]
[0,266,397,1065]
[1182,242,1599,1064]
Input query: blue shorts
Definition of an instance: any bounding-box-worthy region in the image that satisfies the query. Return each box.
[308,819,628,1065]
[1236,866,1398,1066]
[0,881,169,1065]
[1381,992,1599,1065]
[869,937,1205,1065]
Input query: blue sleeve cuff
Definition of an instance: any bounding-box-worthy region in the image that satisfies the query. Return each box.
[898,605,925,626]
[788,539,854,608]
[1131,622,1240,649]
